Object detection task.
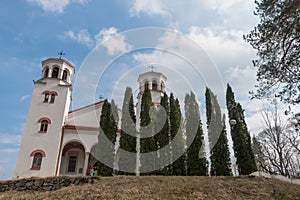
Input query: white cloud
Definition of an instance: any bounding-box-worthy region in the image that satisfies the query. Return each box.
[0,57,40,73]
[201,0,241,12]
[225,66,257,98]
[130,0,169,17]
[61,27,132,55]
[0,148,19,153]
[0,133,22,146]
[187,26,255,65]
[27,0,70,13]
[19,95,30,102]
[95,27,133,56]
[127,0,258,31]
[26,0,88,14]
[63,29,94,48]
[95,27,118,42]
[186,26,257,99]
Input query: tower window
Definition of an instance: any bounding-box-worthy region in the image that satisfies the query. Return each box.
[40,120,48,132]
[42,91,58,103]
[38,117,51,133]
[32,153,42,169]
[152,80,158,90]
[52,67,59,78]
[50,94,55,103]
[44,93,49,102]
[44,68,49,78]
[30,150,46,170]
[144,81,149,89]
[62,69,68,81]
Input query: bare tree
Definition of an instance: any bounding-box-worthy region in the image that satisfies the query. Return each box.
[286,114,300,154]
[255,103,297,177]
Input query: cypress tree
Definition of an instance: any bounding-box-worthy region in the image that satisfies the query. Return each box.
[210,115,231,176]
[139,86,156,175]
[205,88,222,151]
[205,88,231,176]
[96,99,117,176]
[170,95,186,175]
[236,103,257,173]
[226,84,257,175]
[185,92,207,176]
[154,93,170,175]
[118,87,136,175]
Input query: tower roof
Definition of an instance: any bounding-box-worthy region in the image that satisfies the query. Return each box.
[42,58,75,70]
[138,71,167,82]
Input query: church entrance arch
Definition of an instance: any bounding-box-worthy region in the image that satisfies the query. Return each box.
[59,141,86,176]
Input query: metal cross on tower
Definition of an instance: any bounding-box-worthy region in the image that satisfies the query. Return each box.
[149,65,156,72]
[58,50,65,59]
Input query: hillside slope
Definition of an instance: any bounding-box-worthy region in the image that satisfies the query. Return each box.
[1,176,300,200]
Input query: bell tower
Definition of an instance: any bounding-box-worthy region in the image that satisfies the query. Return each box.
[14,58,75,178]
[135,68,167,132]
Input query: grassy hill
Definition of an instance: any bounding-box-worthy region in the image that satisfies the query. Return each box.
[1,176,300,200]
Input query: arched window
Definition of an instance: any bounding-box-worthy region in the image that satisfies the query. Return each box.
[144,81,149,89]
[44,68,49,78]
[32,153,42,169]
[30,150,46,170]
[152,80,158,90]
[40,120,48,132]
[50,94,55,103]
[38,117,51,133]
[62,69,68,81]
[42,91,57,103]
[52,67,59,78]
[44,93,49,102]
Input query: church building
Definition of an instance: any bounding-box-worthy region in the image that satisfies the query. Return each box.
[14,57,167,178]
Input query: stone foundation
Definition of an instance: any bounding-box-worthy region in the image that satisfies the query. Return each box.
[0,176,99,192]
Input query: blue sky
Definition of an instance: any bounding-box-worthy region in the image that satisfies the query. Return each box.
[0,0,271,179]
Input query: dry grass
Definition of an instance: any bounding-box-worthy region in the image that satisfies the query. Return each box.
[1,176,300,200]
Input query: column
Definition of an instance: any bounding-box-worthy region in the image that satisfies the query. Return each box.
[83,152,90,176]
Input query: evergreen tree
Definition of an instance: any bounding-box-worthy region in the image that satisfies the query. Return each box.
[118,87,136,175]
[206,88,231,176]
[96,99,117,176]
[154,93,170,175]
[185,92,207,176]
[139,86,156,175]
[210,115,231,176]
[170,95,186,175]
[226,84,257,175]
[205,88,222,151]
[244,0,300,104]
[111,99,119,124]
